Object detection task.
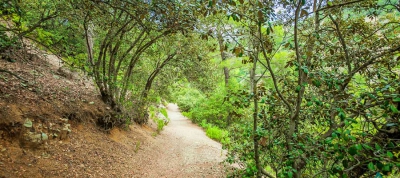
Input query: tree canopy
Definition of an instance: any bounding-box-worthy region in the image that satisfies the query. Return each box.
[1,0,399,177]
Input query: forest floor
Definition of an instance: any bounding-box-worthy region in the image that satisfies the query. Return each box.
[0,41,228,177]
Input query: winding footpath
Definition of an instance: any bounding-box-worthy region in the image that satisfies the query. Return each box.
[130,104,227,177]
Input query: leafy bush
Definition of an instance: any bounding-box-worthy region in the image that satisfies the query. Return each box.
[200,119,209,128]
[206,125,228,143]
[160,107,168,119]
[174,85,205,112]
[148,105,169,133]
[182,111,192,119]
[0,31,18,52]
[157,119,165,133]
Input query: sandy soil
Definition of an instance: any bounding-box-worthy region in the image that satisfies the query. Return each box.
[129,103,227,178]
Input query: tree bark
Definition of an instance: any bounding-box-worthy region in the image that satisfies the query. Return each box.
[251,53,262,178]
[217,31,230,87]
[217,30,231,125]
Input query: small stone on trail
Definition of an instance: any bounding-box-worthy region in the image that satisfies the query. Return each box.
[24,119,33,128]
[41,133,48,141]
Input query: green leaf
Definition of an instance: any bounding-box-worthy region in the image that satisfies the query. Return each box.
[332,132,338,138]
[382,165,391,172]
[387,151,394,158]
[295,85,301,93]
[393,98,400,102]
[376,161,384,169]
[301,66,309,74]
[362,144,372,150]
[388,142,395,148]
[346,118,358,124]
[355,144,362,150]
[342,159,349,167]
[389,104,399,113]
[287,171,293,178]
[375,143,381,151]
[348,146,358,156]
[368,162,375,171]
[338,111,346,120]
[312,80,321,87]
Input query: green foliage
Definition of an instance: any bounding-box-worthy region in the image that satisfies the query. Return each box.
[160,107,168,119]
[5,0,400,176]
[174,84,206,112]
[174,80,247,128]
[0,31,18,51]
[206,125,228,143]
[148,105,169,134]
[157,119,165,133]
[182,111,192,119]
[197,119,229,144]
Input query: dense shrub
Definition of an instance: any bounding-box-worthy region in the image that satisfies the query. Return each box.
[160,107,168,119]
[206,125,228,142]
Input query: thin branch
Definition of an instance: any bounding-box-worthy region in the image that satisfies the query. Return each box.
[329,14,351,73]
[260,166,275,178]
[316,0,367,13]
[18,13,58,37]
[0,69,28,82]
[259,26,293,114]
[342,45,400,89]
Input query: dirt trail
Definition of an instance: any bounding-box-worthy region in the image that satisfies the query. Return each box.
[130,103,227,177]
[1,36,228,177]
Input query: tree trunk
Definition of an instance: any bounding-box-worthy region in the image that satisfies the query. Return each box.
[217,30,231,126]
[217,31,230,87]
[84,18,94,66]
[250,53,262,178]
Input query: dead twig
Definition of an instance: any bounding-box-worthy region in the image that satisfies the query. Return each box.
[0,68,28,82]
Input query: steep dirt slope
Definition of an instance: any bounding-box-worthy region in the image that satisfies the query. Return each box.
[0,43,154,177]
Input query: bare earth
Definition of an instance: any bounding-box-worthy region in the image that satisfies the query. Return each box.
[129,104,227,178]
[0,40,227,177]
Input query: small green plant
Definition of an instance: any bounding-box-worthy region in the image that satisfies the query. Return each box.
[162,100,169,107]
[182,111,192,119]
[151,132,158,137]
[134,141,141,153]
[157,119,165,133]
[206,125,227,142]
[124,114,131,129]
[200,119,209,128]
[160,107,168,118]
[0,31,18,51]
